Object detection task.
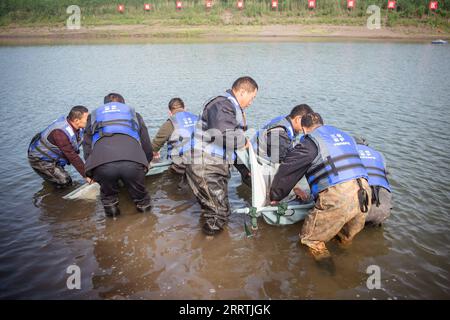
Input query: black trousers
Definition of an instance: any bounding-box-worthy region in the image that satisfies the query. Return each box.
[92,160,150,208]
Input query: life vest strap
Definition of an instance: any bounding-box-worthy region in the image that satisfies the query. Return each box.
[366,166,386,174]
[371,185,381,207]
[307,153,361,177]
[32,145,58,162]
[327,156,338,176]
[368,172,388,180]
[93,119,138,131]
[38,137,63,160]
[307,162,366,187]
[93,119,139,141]
[357,178,369,213]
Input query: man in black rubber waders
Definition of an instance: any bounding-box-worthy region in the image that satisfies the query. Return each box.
[186,77,258,236]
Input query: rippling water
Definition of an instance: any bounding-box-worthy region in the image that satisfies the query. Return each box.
[0,42,449,299]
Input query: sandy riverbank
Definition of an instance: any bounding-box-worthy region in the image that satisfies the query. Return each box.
[1,24,449,45]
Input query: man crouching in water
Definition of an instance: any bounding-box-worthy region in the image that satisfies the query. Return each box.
[269,112,371,260]
[28,105,91,188]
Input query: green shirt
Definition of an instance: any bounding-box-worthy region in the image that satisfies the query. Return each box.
[151,119,174,152]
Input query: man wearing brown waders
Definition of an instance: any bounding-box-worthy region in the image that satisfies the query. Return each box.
[270,113,371,260]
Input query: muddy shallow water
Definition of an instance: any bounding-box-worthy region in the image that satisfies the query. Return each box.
[0,42,449,299]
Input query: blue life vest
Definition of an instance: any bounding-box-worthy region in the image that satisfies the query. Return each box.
[167,111,199,159]
[299,134,306,142]
[195,91,247,161]
[357,145,391,192]
[91,102,140,145]
[306,125,368,199]
[251,115,295,162]
[222,91,246,131]
[28,115,83,167]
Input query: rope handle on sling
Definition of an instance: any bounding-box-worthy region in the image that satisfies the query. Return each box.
[244,207,259,238]
[275,202,288,225]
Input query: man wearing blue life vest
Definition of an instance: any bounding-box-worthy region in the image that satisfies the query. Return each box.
[28,105,90,188]
[269,112,371,259]
[354,136,392,226]
[83,93,153,217]
[151,97,198,175]
[252,104,313,163]
[186,76,258,236]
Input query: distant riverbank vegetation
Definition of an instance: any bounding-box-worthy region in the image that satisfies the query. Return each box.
[1,0,448,30]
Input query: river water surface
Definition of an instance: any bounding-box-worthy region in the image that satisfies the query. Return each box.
[0,42,449,299]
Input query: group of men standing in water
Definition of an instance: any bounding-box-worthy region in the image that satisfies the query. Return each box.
[27,76,392,259]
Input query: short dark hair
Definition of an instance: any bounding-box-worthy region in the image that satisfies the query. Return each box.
[168,98,185,112]
[289,104,313,118]
[301,112,324,128]
[104,93,125,104]
[68,105,88,121]
[232,76,258,92]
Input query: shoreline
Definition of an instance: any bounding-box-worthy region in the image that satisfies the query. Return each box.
[1,24,449,45]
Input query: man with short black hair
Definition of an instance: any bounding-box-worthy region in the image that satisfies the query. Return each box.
[83,93,153,217]
[104,93,125,104]
[28,105,90,188]
[186,76,258,235]
[151,97,198,175]
[270,112,371,259]
[252,103,313,163]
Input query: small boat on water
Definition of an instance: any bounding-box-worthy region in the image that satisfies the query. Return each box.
[431,39,448,45]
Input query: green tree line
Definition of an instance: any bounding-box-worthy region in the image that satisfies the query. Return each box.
[1,0,448,26]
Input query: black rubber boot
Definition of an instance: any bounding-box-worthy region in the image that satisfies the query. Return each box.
[53,178,73,189]
[202,218,223,236]
[104,203,121,217]
[136,203,152,213]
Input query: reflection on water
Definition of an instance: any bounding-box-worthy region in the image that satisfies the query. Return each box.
[0,42,449,299]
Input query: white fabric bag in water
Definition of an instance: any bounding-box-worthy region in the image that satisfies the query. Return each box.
[236,144,313,226]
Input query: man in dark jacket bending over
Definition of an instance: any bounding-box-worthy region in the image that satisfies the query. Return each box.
[83,93,153,217]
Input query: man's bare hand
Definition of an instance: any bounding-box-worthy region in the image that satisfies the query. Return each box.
[85,177,94,184]
[294,187,308,201]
